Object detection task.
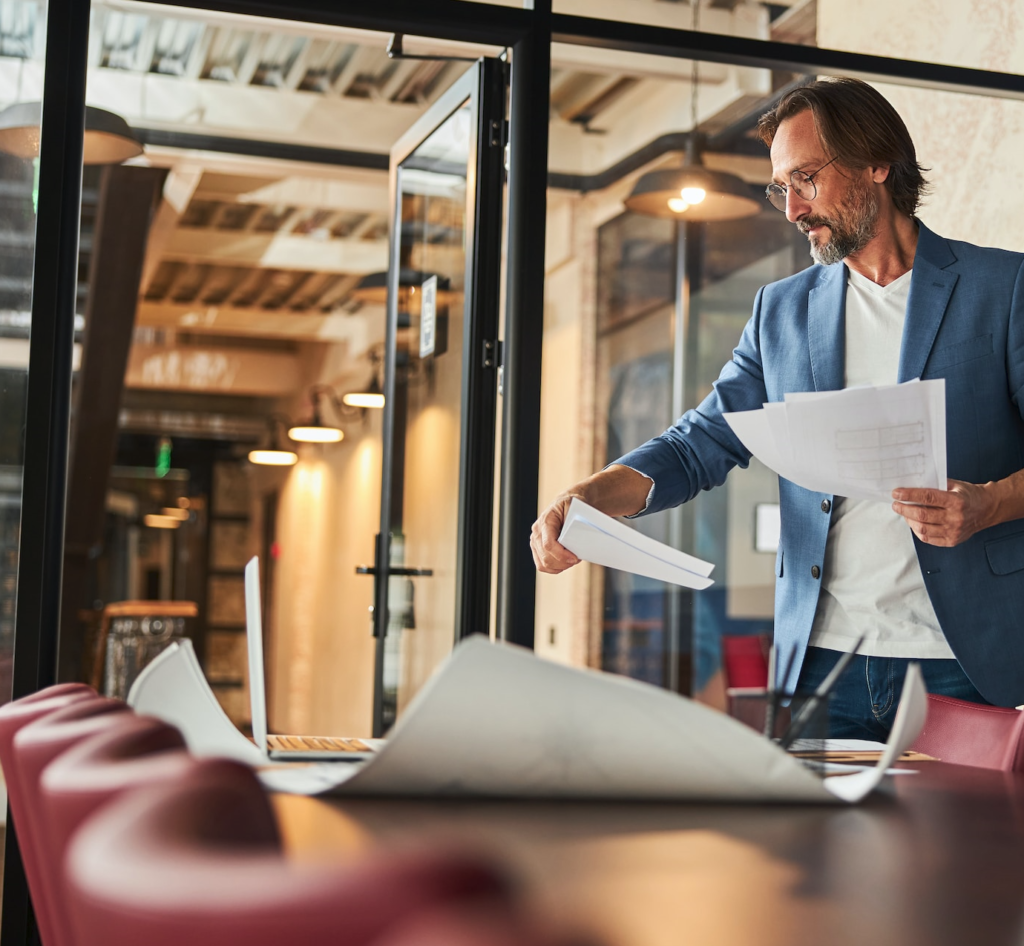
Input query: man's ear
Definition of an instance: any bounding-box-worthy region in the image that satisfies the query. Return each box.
[871,164,891,184]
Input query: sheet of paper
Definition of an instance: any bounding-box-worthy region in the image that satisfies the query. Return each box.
[557,498,714,590]
[259,637,927,804]
[725,379,946,502]
[128,640,267,766]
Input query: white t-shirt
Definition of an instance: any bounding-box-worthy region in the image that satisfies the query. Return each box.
[808,266,955,658]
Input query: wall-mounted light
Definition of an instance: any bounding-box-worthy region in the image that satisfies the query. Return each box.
[342,371,385,411]
[143,514,181,529]
[288,386,345,443]
[249,416,298,466]
[0,102,144,165]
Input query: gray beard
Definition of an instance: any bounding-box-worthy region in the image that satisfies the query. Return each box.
[805,188,880,266]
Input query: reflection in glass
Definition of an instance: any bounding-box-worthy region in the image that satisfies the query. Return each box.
[381,103,471,729]
[0,32,45,916]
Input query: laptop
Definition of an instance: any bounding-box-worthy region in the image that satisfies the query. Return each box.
[245,556,382,762]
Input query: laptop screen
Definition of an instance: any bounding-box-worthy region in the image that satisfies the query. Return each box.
[244,556,269,753]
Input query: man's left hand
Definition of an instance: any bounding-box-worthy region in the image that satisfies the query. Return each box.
[891,480,997,547]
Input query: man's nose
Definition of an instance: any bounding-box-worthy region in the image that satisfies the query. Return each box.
[785,187,811,224]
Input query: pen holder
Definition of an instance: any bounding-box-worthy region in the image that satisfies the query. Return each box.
[726,687,832,743]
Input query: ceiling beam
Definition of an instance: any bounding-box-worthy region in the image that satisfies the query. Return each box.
[135,300,385,343]
[161,229,389,273]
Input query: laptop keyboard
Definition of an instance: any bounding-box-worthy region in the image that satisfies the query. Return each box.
[267,734,374,753]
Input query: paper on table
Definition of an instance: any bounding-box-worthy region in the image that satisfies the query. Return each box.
[128,639,267,766]
[258,637,927,805]
[556,497,714,590]
[724,379,946,502]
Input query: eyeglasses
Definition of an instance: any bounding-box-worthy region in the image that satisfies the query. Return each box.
[765,156,838,212]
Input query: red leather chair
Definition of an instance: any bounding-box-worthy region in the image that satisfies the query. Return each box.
[64,757,515,946]
[11,698,132,946]
[911,694,1024,772]
[0,684,99,946]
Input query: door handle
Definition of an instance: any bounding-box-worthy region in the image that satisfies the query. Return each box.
[356,566,434,577]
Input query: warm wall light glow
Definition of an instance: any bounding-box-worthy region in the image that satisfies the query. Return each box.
[681,186,707,204]
[288,425,344,443]
[667,197,689,213]
[248,449,298,466]
[160,507,190,520]
[143,514,181,529]
[343,392,385,409]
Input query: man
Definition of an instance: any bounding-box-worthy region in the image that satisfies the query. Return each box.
[531,77,1024,739]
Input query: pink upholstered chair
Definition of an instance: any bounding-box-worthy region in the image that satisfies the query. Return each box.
[11,698,131,946]
[64,758,517,946]
[37,713,194,945]
[911,693,1024,772]
[0,684,100,946]
[38,712,190,861]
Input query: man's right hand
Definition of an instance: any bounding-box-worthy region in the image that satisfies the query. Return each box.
[530,466,654,574]
[531,492,583,574]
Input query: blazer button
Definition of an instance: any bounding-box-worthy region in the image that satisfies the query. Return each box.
[811,565,821,579]
[821,499,831,513]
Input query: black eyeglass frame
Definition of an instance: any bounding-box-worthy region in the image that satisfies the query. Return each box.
[765,155,839,211]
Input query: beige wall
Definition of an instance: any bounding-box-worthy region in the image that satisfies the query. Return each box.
[263,416,381,738]
[819,0,1024,251]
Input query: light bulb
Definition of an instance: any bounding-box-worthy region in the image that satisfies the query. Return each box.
[680,186,706,205]
[667,198,690,213]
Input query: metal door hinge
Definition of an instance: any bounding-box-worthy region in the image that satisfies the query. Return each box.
[483,339,503,369]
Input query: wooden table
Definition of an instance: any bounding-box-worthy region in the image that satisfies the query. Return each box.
[273,762,1024,946]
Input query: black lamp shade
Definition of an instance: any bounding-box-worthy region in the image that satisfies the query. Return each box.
[624,166,761,221]
[0,102,144,165]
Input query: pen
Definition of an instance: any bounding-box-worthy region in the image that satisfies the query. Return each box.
[763,644,778,739]
[777,635,865,750]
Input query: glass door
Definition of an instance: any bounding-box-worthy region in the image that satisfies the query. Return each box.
[370,58,506,735]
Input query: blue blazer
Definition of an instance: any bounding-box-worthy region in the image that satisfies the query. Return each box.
[616,223,1024,705]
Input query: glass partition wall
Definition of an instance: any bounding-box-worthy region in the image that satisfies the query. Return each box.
[0,0,47,706]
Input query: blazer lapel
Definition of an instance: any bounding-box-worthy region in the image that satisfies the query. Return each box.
[899,223,959,382]
[807,263,846,392]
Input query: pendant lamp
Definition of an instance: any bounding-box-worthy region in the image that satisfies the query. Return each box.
[624,133,760,221]
[623,1,760,223]
[0,102,144,165]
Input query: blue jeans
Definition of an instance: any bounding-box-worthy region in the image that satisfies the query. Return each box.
[796,646,989,740]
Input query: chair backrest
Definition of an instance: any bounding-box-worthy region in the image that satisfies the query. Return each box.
[911,694,1024,772]
[721,634,770,689]
[12,698,131,946]
[65,758,510,946]
[0,684,98,946]
[0,684,98,780]
[39,713,191,872]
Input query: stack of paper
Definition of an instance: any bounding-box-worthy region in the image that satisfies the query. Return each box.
[723,379,946,502]
[557,498,714,589]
